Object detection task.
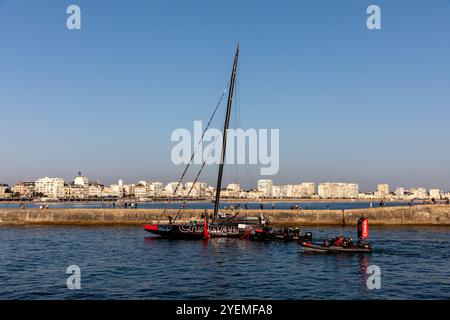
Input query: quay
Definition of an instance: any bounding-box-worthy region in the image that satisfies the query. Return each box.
[0,205,449,226]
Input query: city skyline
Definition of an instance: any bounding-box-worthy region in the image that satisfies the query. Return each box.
[1,172,449,196]
[1,1,450,190]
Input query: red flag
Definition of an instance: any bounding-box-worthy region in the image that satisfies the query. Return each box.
[361,218,369,240]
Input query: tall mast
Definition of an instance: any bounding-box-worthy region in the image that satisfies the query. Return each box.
[213,44,239,220]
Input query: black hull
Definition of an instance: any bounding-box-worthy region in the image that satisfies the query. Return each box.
[299,242,372,253]
[249,229,311,243]
[144,223,252,239]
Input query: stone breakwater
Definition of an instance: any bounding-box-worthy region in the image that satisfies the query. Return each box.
[1,205,450,226]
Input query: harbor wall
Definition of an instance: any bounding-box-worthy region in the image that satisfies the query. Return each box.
[1,205,450,226]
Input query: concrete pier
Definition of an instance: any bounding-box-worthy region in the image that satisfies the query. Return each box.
[1,205,450,226]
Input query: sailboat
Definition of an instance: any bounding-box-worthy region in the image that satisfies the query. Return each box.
[144,44,263,239]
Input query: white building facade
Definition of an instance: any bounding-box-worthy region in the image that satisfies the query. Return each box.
[35,177,65,198]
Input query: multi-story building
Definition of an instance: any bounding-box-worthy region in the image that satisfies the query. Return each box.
[395,187,405,198]
[73,174,89,187]
[12,182,36,197]
[258,179,273,197]
[429,189,442,200]
[35,177,65,198]
[68,173,90,198]
[110,179,125,198]
[245,189,265,199]
[134,182,149,199]
[150,182,164,197]
[284,183,315,198]
[123,184,135,197]
[0,184,11,198]
[223,184,241,198]
[376,184,390,198]
[271,185,283,198]
[318,183,359,199]
[226,184,241,192]
[410,187,427,199]
[88,182,103,198]
[64,184,88,199]
[164,182,184,197]
[184,182,207,198]
[206,185,215,198]
[101,186,114,198]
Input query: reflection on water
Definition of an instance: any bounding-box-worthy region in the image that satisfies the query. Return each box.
[1,226,450,299]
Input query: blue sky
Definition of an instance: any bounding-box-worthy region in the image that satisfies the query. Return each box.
[0,0,449,191]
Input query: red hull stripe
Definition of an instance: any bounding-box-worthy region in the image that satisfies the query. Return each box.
[144,224,158,231]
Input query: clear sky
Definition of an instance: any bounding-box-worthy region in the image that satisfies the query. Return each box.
[1,0,449,191]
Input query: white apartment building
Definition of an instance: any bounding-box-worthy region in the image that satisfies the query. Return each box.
[134,183,149,199]
[110,184,124,198]
[395,187,405,198]
[88,183,103,197]
[410,187,427,199]
[226,184,241,192]
[223,183,241,198]
[258,179,273,197]
[206,185,215,197]
[0,184,10,198]
[318,183,359,199]
[376,184,390,198]
[284,183,315,198]
[123,184,135,197]
[12,182,35,197]
[150,182,164,197]
[164,182,184,197]
[101,186,114,197]
[271,185,284,198]
[64,184,87,199]
[35,177,65,198]
[184,182,207,198]
[429,189,442,200]
[74,175,89,187]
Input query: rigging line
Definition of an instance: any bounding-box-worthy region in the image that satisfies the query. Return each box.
[172,84,229,197]
[236,73,256,190]
[172,128,223,223]
[161,83,228,219]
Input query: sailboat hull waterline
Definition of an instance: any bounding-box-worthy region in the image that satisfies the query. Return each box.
[144,223,253,239]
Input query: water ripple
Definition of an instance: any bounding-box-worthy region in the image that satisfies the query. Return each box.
[0,225,449,299]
